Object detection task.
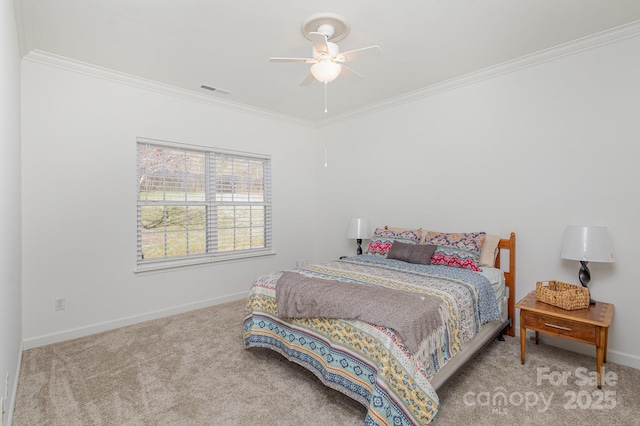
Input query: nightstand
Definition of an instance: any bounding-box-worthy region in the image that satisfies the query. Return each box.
[516,291,614,388]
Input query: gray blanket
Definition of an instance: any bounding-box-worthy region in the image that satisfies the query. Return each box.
[276,271,448,355]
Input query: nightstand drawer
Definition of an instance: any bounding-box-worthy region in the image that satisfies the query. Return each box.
[522,312,596,344]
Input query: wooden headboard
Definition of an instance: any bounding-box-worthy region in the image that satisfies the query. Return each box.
[494,232,516,337]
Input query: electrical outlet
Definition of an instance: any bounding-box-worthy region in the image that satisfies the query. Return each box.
[55,297,66,311]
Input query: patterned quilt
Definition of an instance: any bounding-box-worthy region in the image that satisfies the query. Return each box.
[243,255,500,425]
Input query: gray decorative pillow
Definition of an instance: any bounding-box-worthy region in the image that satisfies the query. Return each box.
[387,241,437,265]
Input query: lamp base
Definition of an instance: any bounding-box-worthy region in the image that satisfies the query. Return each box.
[579,261,596,305]
[578,261,591,287]
[356,239,363,255]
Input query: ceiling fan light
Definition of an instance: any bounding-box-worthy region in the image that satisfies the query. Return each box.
[311,59,342,83]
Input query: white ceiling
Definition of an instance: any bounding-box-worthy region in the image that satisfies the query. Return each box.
[15,0,640,124]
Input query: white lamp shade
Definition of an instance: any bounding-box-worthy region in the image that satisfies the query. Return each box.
[347,218,371,239]
[311,59,342,83]
[561,225,615,263]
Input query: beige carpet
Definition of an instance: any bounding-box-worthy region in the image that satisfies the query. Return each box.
[13,299,640,425]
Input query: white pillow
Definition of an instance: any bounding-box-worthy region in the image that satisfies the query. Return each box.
[479,234,501,267]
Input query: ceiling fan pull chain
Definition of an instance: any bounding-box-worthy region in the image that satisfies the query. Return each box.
[324,81,328,113]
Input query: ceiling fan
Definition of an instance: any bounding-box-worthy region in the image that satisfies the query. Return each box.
[269,13,381,112]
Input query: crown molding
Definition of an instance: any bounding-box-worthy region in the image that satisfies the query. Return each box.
[317,19,640,127]
[21,18,640,130]
[22,50,316,129]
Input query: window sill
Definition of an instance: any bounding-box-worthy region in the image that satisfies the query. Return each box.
[134,250,276,275]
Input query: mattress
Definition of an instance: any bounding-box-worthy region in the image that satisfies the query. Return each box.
[479,266,507,319]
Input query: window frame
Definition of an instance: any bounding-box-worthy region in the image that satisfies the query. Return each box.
[135,138,274,273]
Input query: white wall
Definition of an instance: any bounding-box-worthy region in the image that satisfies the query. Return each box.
[318,35,640,368]
[19,26,640,372]
[21,60,320,346]
[0,0,22,423]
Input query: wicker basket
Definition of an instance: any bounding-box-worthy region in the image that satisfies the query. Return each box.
[535,281,590,310]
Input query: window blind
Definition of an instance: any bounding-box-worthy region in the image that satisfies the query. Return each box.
[136,139,272,267]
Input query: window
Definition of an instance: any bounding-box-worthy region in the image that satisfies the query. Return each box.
[136,139,272,271]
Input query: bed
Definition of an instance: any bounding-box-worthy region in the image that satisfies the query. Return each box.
[243,229,515,425]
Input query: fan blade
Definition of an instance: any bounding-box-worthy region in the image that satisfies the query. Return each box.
[340,65,363,79]
[336,45,382,62]
[300,73,316,86]
[309,32,329,54]
[269,57,314,63]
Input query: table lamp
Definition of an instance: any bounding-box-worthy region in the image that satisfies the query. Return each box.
[561,225,615,304]
[347,218,371,255]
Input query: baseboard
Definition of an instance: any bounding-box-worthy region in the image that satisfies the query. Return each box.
[6,340,23,426]
[22,291,248,350]
[519,329,640,370]
[544,336,640,370]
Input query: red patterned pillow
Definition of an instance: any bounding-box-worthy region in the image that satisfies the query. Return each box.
[366,227,422,257]
[424,231,486,271]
